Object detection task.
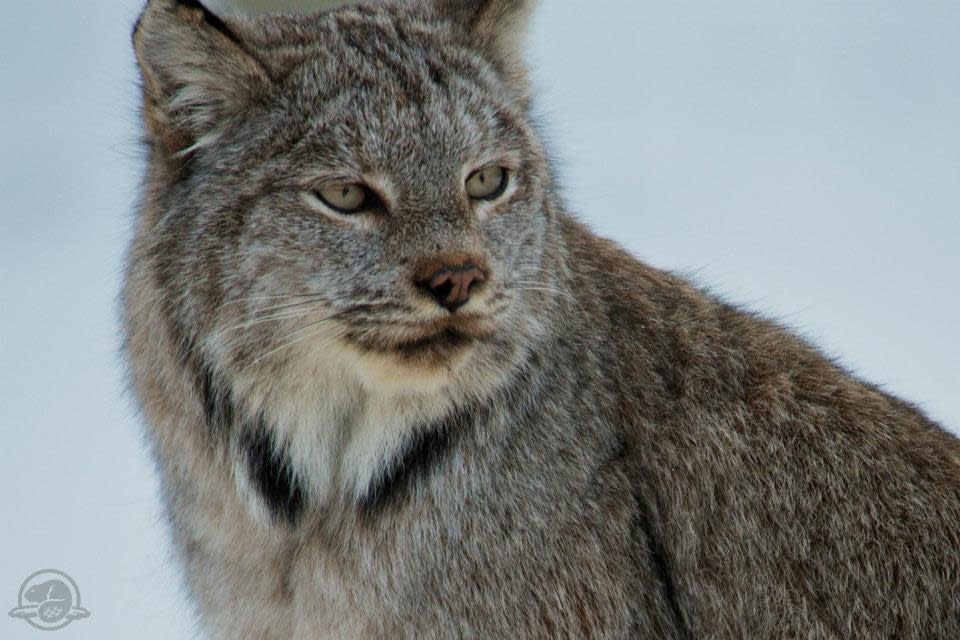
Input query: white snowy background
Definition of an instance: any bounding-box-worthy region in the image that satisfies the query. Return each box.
[1,0,957,638]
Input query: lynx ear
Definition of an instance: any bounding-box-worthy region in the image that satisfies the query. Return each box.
[435,0,538,92]
[133,0,270,157]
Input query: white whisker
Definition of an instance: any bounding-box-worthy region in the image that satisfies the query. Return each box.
[250,318,346,367]
[216,293,328,311]
[226,298,329,322]
[509,284,587,314]
[214,305,326,338]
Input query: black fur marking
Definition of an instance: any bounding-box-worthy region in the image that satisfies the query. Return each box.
[197,362,234,437]
[241,423,305,525]
[163,308,302,524]
[174,0,244,48]
[359,409,467,513]
[633,488,690,638]
[166,315,234,440]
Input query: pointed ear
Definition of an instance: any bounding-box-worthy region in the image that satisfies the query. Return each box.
[435,0,538,93]
[133,0,271,158]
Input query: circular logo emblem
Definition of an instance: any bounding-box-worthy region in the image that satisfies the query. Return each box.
[8,570,90,631]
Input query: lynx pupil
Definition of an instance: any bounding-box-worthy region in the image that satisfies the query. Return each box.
[318,183,367,213]
[466,165,508,200]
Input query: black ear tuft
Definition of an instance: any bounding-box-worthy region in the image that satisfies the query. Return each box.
[172,0,244,46]
[133,0,270,158]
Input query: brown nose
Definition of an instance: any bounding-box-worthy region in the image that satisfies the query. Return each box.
[418,263,487,312]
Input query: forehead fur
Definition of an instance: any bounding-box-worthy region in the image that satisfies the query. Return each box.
[235,2,528,108]
[274,11,525,175]
[134,0,536,160]
[211,0,358,14]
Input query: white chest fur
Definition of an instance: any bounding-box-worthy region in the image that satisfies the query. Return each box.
[226,338,461,519]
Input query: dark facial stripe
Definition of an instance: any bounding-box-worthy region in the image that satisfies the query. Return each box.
[166,313,234,441]
[359,405,473,513]
[166,314,304,524]
[241,423,305,525]
[197,362,235,437]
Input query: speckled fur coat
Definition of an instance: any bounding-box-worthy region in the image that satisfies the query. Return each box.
[123,0,960,637]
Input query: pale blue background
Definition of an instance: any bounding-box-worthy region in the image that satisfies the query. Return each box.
[1,1,957,638]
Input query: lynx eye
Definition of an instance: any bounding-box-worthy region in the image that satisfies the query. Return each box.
[315,183,369,214]
[466,165,509,201]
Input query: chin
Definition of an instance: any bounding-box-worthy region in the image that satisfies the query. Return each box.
[343,328,487,396]
[347,341,476,396]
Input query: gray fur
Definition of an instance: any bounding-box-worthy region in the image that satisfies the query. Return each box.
[123,0,960,637]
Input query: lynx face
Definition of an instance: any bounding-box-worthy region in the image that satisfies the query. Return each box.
[132,0,550,507]
[135,0,551,397]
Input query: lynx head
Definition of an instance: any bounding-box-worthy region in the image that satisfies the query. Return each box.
[132,0,556,408]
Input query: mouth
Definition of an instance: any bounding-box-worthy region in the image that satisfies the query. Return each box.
[344,315,493,363]
[392,326,475,355]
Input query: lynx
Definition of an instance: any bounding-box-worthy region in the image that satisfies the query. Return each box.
[123,0,960,637]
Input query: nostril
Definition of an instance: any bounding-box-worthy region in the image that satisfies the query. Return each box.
[419,264,486,312]
[428,272,457,305]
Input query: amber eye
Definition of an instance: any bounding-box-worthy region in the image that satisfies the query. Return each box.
[466,165,509,201]
[316,183,369,214]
